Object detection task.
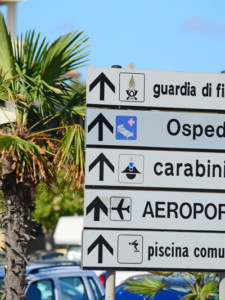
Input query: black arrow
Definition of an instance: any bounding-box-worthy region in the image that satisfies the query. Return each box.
[89,153,114,181]
[86,196,108,221]
[88,235,113,263]
[88,113,113,141]
[89,72,115,101]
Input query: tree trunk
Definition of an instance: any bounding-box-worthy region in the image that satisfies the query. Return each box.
[42,227,55,251]
[1,155,36,300]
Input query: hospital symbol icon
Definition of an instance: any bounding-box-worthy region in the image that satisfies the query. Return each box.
[116,116,137,140]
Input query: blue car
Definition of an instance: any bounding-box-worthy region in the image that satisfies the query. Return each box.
[101,283,186,300]
[100,273,218,300]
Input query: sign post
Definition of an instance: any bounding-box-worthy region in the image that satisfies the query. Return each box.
[220,273,225,299]
[82,66,225,298]
[105,271,115,300]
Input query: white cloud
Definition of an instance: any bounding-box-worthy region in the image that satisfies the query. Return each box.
[181,17,225,34]
[50,22,76,34]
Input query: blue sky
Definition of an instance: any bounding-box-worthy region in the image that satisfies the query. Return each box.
[1,0,225,80]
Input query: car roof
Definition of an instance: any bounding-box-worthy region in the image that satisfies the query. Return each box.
[27,265,97,277]
[0,263,95,278]
[124,273,188,285]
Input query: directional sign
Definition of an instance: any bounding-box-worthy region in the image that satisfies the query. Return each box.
[89,72,115,101]
[82,229,225,271]
[87,67,225,112]
[88,152,114,181]
[86,148,225,192]
[86,196,108,221]
[84,189,225,232]
[87,234,113,263]
[83,66,225,273]
[86,108,225,150]
[87,112,113,141]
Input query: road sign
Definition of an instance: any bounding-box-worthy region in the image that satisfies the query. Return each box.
[82,229,225,271]
[83,66,225,273]
[87,67,225,112]
[84,189,225,232]
[85,148,225,192]
[86,108,225,150]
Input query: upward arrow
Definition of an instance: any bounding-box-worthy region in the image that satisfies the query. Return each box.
[86,196,108,221]
[88,113,113,141]
[88,235,113,263]
[89,72,115,101]
[89,153,114,181]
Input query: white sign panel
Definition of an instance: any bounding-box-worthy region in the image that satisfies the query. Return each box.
[87,67,225,111]
[86,108,225,150]
[85,148,225,191]
[82,229,225,270]
[84,189,225,232]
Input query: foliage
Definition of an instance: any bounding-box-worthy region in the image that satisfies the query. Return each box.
[124,272,219,300]
[0,10,89,185]
[125,276,169,300]
[0,12,89,299]
[70,77,86,94]
[181,272,218,300]
[33,173,84,231]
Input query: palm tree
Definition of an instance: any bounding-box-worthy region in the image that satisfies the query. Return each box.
[124,271,219,300]
[0,13,89,300]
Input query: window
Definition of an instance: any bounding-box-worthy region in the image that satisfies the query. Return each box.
[59,276,88,300]
[88,276,102,300]
[0,276,4,298]
[26,279,55,300]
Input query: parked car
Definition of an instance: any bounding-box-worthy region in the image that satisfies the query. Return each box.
[0,265,105,300]
[30,250,65,261]
[103,282,187,300]
[100,273,219,300]
[100,274,188,300]
[115,271,149,286]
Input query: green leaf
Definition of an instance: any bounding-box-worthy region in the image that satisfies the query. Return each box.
[40,31,89,87]
[0,13,15,78]
[125,278,168,299]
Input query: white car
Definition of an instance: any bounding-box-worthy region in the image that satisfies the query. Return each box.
[25,265,105,300]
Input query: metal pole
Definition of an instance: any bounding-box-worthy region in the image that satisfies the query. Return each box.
[105,270,115,300]
[7,2,17,39]
[219,272,225,300]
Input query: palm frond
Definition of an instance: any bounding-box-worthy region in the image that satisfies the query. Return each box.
[0,13,15,79]
[0,70,15,102]
[124,278,169,300]
[54,90,86,124]
[12,30,49,78]
[124,272,219,300]
[193,280,218,299]
[55,124,85,187]
[148,271,174,277]
[179,272,218,299]
[40,31,89,87]
[0,133,55,184]
[0,12,88,187]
